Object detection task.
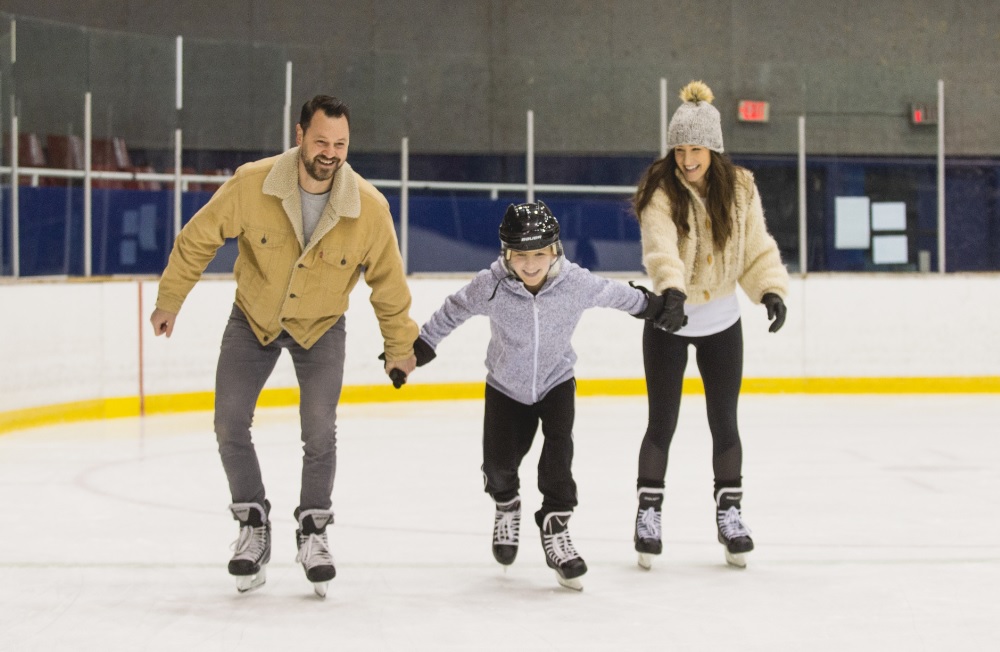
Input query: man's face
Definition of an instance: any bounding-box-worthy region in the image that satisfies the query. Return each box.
[296,112,350,184]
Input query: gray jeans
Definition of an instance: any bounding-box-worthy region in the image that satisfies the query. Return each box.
[214,304,346,512]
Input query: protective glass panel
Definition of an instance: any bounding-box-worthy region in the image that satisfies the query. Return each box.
[88,29,176,275]
[11,16,88,276]
[0,14,12,276]
[802,63,940,272]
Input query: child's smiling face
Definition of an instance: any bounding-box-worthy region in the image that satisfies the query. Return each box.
[508,246,557,293]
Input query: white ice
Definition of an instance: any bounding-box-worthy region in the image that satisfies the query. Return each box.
[1,394,998,651]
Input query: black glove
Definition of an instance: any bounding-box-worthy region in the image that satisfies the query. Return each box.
[629,282,666,321]
[762,293,786,333]
[655,287,688,333]
[377,351,409,389]
[413,336,437,367]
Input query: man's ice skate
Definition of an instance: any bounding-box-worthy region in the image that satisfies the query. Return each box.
[539,511,587,591]
[634,487,664,570]
[295,508,336,597]
[228,501,271,593]
[716,488,754,568]
[492,497,521,567]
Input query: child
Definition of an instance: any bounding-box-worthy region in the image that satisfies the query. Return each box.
[409,201,667,590]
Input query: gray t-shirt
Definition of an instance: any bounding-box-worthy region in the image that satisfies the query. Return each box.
[299,188,331,243]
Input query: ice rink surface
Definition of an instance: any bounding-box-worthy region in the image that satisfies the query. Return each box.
[1,393,998,651]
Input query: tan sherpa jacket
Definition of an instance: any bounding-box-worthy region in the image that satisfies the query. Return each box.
[156,148,418,358]
[639,168,789,305]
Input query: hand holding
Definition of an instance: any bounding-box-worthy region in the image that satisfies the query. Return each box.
[413,336,437,367]
[378,353,417,389]
[628,282,665,321]
[655,288,688,333]
[761,293,786,333]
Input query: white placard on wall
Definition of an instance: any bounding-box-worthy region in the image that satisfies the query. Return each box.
[872,202,907,231]
[835,196,871,249]
[872,235,909,264]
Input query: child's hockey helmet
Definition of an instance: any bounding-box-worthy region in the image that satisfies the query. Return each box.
[499,201,560,252]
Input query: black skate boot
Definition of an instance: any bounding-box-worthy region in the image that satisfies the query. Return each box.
[295,508,337,598]
[634,487,664,570]
[539,511,587,591]
[492,497,521,566]
[715,488,754,568]
[228,501,271,593]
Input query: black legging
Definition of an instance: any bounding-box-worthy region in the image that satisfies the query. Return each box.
[637,318,744,490]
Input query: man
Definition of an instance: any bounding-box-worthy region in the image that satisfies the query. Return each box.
[150,95,417,597]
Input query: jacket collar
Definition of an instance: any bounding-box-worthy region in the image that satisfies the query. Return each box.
[262,148,362,249]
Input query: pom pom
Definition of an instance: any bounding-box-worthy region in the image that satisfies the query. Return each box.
[679,80,714,105]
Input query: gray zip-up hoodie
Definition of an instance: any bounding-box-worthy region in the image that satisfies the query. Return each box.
[419,256,648,405]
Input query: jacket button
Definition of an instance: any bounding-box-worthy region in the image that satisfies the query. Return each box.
[298,263,305,268]
[703,290,710,301]
[263,335,269,342]
[707,254,713,264]
[289,293,297,298]
[705,218,711,229]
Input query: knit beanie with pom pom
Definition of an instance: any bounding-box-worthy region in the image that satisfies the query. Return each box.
[667,80,724,153]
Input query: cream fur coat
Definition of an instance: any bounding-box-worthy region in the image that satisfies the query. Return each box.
[639,168,789,305]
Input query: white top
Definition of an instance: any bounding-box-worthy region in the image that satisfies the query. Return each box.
[675,292,740,337]
[299,188,331,243]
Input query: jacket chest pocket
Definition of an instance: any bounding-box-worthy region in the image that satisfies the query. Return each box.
[318,248,363,272]
[242,226,290,282]
[316,248,364,299]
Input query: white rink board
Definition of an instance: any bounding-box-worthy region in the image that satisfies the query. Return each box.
[1,273,998,412]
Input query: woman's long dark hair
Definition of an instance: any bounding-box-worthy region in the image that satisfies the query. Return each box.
[632,150,740,251]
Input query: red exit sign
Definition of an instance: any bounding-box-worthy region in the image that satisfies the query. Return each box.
[737,100,770,123]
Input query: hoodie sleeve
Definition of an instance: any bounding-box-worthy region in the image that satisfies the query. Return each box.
[572,266,648,315]
[419,270,494,349]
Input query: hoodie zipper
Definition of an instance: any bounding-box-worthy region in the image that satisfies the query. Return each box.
[531,299,540,403]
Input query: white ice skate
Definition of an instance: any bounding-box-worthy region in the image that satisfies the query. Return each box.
[228,502,271,593]
[296,509,337,598]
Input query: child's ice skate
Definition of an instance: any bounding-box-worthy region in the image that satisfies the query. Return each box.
[716,488,753,568]
[539,511,587,591]
[492,497,521,567]
[228,501,271,593]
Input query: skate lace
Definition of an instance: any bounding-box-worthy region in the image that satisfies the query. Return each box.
[296,532,334,569]
[636,507,661,541]
[543,530,580,563]
[717,506,752,539]
[494,509,521,545]
[231,524,268,561]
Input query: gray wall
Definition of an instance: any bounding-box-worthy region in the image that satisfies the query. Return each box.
[1,0,998,156]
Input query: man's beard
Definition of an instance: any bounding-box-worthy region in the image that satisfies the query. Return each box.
[301,151,342,182]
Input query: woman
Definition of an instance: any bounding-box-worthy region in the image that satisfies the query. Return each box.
[632,80,790,569]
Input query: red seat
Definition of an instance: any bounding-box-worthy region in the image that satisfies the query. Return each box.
[2,133,46,183]
[46,134,85,169]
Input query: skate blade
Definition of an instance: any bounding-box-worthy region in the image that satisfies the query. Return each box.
[637,552,654,570]
[724,550,748,568]
[312,581,329,598]
[235,566,267,593]
[556,574,583,591]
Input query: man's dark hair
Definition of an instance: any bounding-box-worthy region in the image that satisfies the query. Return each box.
[299,95,351,132]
